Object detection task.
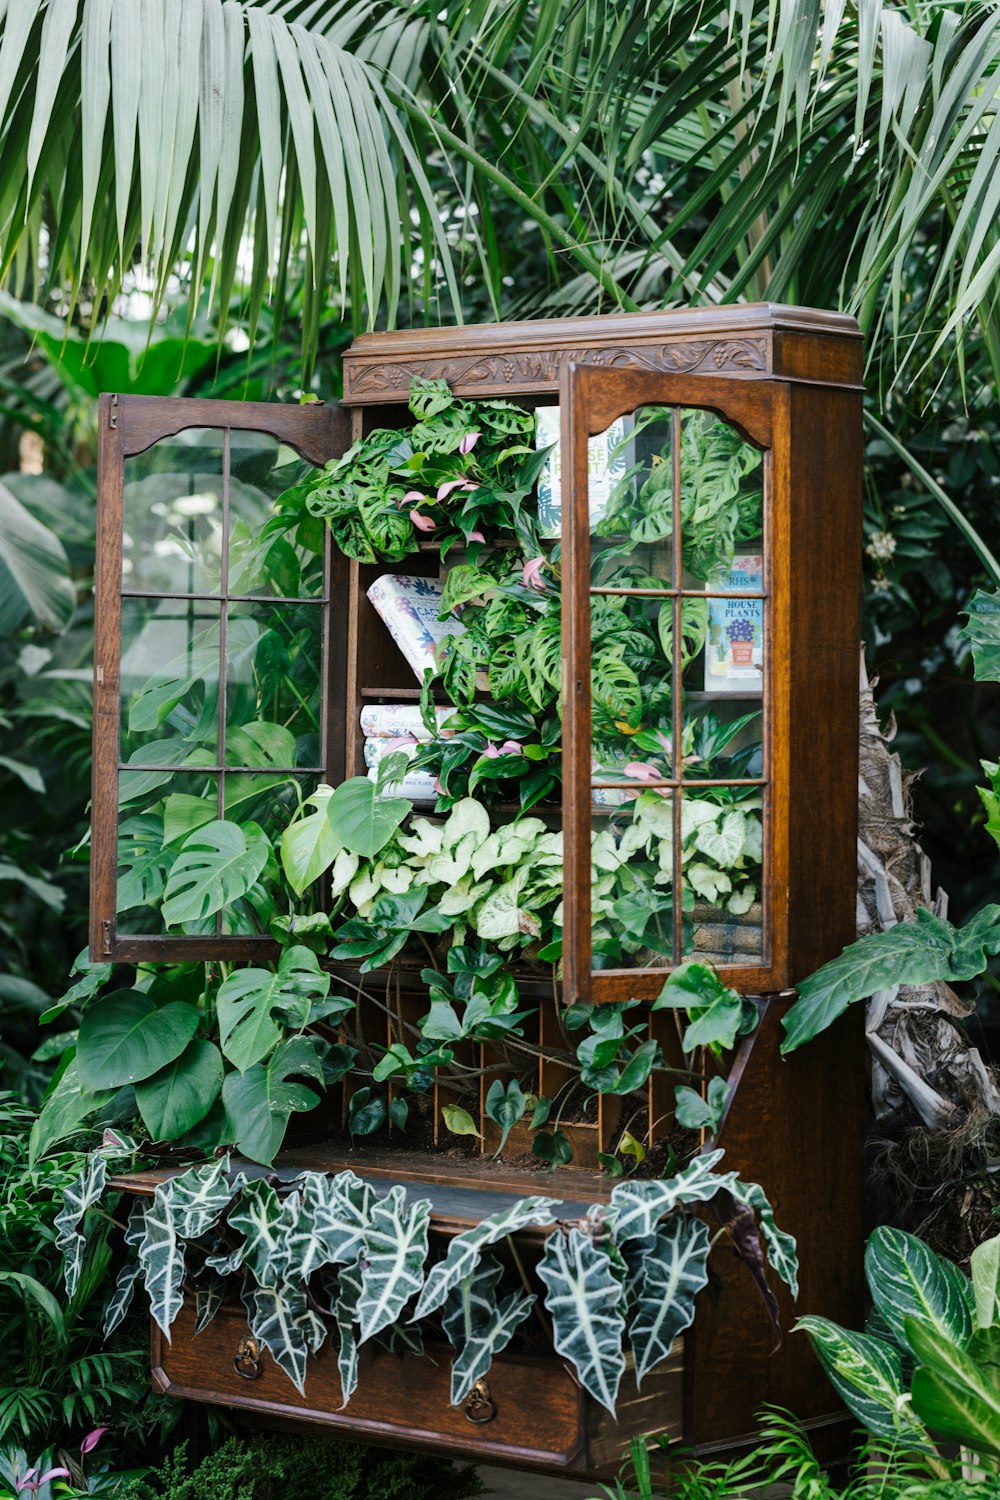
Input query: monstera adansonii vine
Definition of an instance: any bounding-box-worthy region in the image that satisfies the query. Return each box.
[63,1147,796,1416]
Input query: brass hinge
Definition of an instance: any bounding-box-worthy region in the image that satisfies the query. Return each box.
[108,394,118,430]
[101,918,112,956]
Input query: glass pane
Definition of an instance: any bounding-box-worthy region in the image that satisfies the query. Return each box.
[122,429,224,595]
[679,408,764,587]
[120,598,221,760]
[228,433,322,599]
[116,770,219,933]
[223,603,323,767]
[590,791,678,970]
[579,399,768,979]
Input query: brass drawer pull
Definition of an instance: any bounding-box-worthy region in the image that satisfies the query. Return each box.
[233,1334,261,1380]
[463,1378,496,1424]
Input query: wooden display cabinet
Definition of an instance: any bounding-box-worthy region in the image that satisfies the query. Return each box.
[93,303,865,1477]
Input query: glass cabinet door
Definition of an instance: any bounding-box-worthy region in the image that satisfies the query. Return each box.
[91,396,348,962]
[559,367,777,1003]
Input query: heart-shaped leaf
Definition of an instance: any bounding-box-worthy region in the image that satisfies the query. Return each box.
[326,776,410,858]
[135,1038,224,1139]
[77,991,201,1089]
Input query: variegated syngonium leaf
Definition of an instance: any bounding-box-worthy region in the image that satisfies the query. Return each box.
[276,1170,375,1282]
[626,1216,710,1386]
[538,1226,627,1417]
[357,1185,431,1344]
[245,1280,327,1395]
[103,1261,143,1338]
[442,1253,535,1405]
[414,1194,562,1320]
[610,1149,731,1246]
[56,1151,107,1298]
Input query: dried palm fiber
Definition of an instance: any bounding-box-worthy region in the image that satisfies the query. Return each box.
[859,652,1000,1260]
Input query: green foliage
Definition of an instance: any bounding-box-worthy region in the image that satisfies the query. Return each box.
[114,1432,483,1500]
[801,1225,1000,1473]
[65,1148,794,1419]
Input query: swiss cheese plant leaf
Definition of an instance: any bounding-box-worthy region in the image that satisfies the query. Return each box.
[76,991,200,1089]
[218,945,330,1072]
[538,1226,627,1416]
[781,906,1000,1053]
[103,1261,142,1339]
[138,1188,187,1338]
[135,1038,223,1140]
[796,1315,930,1446]
[357,1185,430,1344]
[610,1150,729,1245]
[414,1195,562,1320]
[866,1226,973,1354]
[116,814,172,912]
[55,1152,107,1298]
[221,1037,323,1164]
[442,1255,535,1405]
[971,1232,1000,1331]
[161,819,272,928]
[325,776,410,858]
[960,590,1000,683]
[280,784,342,896]
[627,1217,711,1386]
[246,1280,326,1396]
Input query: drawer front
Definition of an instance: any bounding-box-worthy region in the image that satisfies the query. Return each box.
[153,1303,587,1471]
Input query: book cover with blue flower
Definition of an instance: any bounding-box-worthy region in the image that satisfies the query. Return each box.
[704,554,764,694]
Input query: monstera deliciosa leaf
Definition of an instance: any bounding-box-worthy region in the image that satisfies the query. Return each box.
[221,1037,325,1165]
[76,990,201,1090]
[217,944,332,1072]
[161,819,272,928]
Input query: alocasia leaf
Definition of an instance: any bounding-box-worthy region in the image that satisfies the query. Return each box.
[866,1226,973,1354]
[357,1186,430,1344]
[55,1152,107,1298]
[245,1281,326,1396]
[626,1218,710,1386]
[538,1227,627,1416]
[273,1171,374,1283]
[161,1155,245,1241]
[725,1177,799,1298]
[217,945,330,1072]
[193,1270,227,1334]
[414,1195,562,1320]
[161,819,271,928]
[442,1255,535,1405]
[103,1262,142,1338]
[333,1258,364,1408]
[138,1185,187,1337]
[610,1150,729,1245]
[218,1180,286,1284]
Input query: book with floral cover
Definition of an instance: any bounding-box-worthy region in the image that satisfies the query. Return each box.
[366,574,465,683]
[359,704,457,740]
[703,553,764,694]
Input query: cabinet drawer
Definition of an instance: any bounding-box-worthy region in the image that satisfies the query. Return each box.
[152,1303,682,1477]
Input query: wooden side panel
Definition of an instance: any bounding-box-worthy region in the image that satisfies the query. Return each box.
[683,999,865,1452]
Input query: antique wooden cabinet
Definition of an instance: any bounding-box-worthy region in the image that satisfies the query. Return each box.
[93,304,865,1478]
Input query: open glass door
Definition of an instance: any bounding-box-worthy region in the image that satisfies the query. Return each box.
[559,365,779,1004]
[90,395,349,963]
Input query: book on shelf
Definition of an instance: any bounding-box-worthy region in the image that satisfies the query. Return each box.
[364,738,438,802]
[366,574,466,684]
[534,406,633,538]
[360,704,457,740]
[703,553,765,695]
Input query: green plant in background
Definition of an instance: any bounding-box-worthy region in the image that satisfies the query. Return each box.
[62,1146,795,1419]
[801,1225,1000,1476]
[588,1407,984,1500]
[114,1432,483,1500]
[0,1094,167,1458]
